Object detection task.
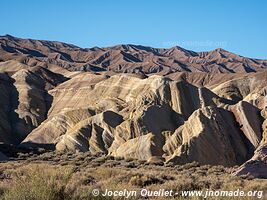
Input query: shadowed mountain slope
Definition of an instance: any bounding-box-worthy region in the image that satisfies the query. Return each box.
[1,35,267,75]
[1,35,267,176]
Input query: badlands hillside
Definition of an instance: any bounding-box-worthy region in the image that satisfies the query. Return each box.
[0,35,267,178]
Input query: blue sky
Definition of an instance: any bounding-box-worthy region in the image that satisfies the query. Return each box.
[1,0,267,59]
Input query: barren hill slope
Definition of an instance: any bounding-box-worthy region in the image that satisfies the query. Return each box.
[1,35,267,75]
[1,35,267,177]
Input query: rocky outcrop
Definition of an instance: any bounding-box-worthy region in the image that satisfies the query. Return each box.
[164,106,249,166]
[212,71,267,102]
[0,64,68,144]
[2,35,267,170]
[234,145,267,178]
[231,101,263,150]
[109,104,183,159]
[234,106,267,178]
[243,86,267,109]
[56,111,123,153]
[21,108,96,149]
[0,66,263,169]
[19,74,253,167]
[21,74,231,156]
[0,73,14,143]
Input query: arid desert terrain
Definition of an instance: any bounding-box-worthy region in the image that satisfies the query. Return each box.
[0,35,267,199]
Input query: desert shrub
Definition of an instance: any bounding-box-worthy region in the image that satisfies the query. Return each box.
[93,156,108,163]
[59,161,70,166]
[181,161,200,170]
[123,161,138,168]
[93,167,122,180]
[114,156,124,161]
[135,159,146,165]
[164,161,175,167]
[104,155,115,160]
[207,165,226,175]
[124,157,135,162]
[17,153,29,159]
[73,154,85,162]
[102,160,120,168]
[129,174,164,187]
[84,157,94,162]
[24,157,37,162]
[1,157,267,200]
[0,164,73,200]
[147,158,164,166]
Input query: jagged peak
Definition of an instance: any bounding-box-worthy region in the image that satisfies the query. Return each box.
[0,34,16,39]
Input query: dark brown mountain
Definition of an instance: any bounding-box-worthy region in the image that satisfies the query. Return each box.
[1,34,267,75]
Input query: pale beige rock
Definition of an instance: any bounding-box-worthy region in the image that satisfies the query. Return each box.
[47,73,229,122]
[21,74,240,163]
[231,101,263,149]
[244,86,267,109]
[0,60,28,73]
[164,106,249,166]
[111,133,157,160]
[109,105,183,159]
[21,108,95,148]
[56,110,123,153]
[48,73,109,116]
[234,106,267,178]
[212,71,267,102]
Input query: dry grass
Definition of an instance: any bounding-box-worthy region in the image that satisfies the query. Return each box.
[0,163,73,200]
[0,152,266,200]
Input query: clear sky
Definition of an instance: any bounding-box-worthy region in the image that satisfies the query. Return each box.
[1,0,267,59]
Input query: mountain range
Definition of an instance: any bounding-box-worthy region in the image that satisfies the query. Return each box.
[0,35,267,178]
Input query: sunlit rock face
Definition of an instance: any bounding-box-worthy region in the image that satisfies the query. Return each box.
[234,106,267,178]
[1,35,267,172]
[19,74,261,167]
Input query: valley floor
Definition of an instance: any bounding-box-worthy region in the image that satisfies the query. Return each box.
[0,151,266,200]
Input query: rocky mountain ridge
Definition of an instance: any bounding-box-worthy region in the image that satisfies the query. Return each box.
[0,35,267,178]
[1,35,267,74]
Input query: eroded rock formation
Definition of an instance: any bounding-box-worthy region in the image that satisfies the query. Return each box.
[234,107,267,178]
[1,35,267,175]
